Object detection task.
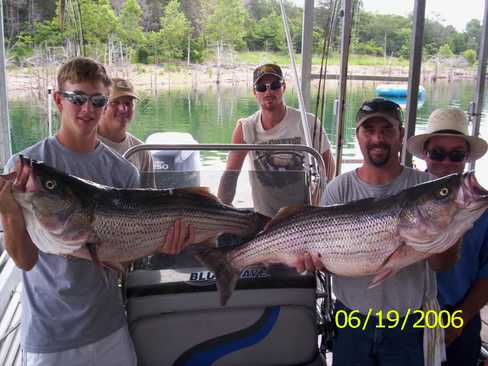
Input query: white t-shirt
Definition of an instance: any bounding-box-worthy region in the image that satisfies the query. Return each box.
[240,106,331,216]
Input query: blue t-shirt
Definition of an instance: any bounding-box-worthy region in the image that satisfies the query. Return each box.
[5,136,140,352]
[437,210,488,307]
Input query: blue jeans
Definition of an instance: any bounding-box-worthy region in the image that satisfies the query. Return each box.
[332,301,424,366]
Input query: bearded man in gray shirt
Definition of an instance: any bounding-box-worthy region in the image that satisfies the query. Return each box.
[300,98,460,366]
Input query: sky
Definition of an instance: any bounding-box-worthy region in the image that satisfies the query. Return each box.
[291,0,484,32]
[361,0,483,32]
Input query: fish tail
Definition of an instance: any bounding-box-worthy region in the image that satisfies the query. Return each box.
[239,212,271,242]
[194,247,239,306]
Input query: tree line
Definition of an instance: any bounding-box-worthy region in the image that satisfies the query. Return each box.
[2,0,482,66]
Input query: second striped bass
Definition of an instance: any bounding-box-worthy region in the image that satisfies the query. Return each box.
[196,172,488,305]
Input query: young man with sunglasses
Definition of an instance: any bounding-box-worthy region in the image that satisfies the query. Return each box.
[217,63,335,217]
[407,107,488,366]
[0,57,192,366]
[301,98,458,366]
[98,78,155,188]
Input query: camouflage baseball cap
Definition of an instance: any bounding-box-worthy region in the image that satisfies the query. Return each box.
[110,78,139,101]
[356,98,403,128]
[253,64,283,84]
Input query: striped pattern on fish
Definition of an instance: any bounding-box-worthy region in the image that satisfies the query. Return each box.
[195,172,488,305]
[4,156,268,265]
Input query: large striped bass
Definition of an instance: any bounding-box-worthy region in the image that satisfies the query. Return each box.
[3,156,268,266]
[195,172,488,305]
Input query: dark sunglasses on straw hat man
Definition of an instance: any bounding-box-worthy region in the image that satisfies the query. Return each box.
[407,107,488,162]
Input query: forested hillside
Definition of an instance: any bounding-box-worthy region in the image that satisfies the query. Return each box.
[2,0,482,66]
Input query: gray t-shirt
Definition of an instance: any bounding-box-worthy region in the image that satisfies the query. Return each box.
[322,167,436,316]
[5,136,139,352]
[97,132,156,188]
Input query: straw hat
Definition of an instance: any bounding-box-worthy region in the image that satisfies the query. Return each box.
[407,107,487,161]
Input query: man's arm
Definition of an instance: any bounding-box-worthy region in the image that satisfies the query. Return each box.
[444,278,488,345]
[428,241,461,272]
[0,165,38,270]
[321,149,336,182]
[1,209,38,270]
[217,122,248,205]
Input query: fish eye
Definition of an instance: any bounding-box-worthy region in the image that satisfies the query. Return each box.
[44,179,57,190]
[438,187,449,197]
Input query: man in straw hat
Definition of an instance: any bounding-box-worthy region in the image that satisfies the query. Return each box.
[407,107,488,366]
[98,77,155,187]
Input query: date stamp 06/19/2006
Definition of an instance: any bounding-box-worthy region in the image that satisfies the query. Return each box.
[334,309,463,331]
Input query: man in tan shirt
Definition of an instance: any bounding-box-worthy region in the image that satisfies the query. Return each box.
[98,77,155,187]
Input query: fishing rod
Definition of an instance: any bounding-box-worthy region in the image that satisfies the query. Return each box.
[278,0,323,205]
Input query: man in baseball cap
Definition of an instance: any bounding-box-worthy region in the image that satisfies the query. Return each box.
[407,108,488,366]
[98,77,155,187]
[299,97,457,366]
[353,97,404,167]
[218,63,335,217]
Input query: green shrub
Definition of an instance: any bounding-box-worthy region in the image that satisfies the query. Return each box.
[462,49,477,65]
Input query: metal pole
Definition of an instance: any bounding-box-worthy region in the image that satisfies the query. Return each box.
[300,0,314,109]
[334,0,353,176]
[47,87,53,136]
[469,0,488,171]
[401,0,425,167]
[0,0,12,167]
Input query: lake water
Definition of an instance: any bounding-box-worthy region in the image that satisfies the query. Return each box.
[7,78,488,188]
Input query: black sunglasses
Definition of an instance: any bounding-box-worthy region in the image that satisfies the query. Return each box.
[61,91,109,108]
[426,147,469,162]
[254,80,283,93]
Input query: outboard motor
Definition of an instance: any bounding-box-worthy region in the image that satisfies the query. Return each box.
[146,132,201,189]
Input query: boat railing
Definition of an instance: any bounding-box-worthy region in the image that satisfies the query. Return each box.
[0,231,22,366]
[124,143,327,205]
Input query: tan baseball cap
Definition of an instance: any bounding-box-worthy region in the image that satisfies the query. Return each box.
[110,78,139,101]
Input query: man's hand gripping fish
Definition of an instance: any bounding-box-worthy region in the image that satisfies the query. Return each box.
[195,172,488,305]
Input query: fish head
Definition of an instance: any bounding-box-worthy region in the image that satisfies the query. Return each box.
[14,156,89,236]
[399,172,488,252]
[454,171,488,209]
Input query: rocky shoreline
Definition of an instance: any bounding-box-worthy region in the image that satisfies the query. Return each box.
[5,62,477,100]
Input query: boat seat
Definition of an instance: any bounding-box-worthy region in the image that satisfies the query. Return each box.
[126,265,322,366]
